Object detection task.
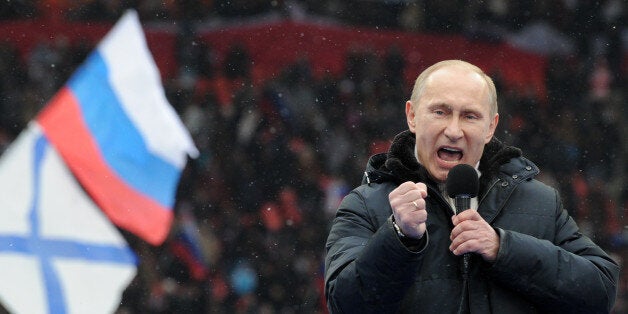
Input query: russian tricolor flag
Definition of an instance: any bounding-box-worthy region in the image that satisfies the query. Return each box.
[37,10,198,245]
[0,10,197,313]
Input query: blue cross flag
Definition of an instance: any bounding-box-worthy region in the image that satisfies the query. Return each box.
[0,125,136,313]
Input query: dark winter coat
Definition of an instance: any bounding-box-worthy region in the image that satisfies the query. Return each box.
[325,130,619,313]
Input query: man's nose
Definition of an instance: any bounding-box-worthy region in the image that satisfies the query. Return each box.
[444,117,463,141]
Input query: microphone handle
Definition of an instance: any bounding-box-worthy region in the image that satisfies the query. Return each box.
[458,253,471,314]
[462,253,471,278]
[453,195,473,313]
[454,195,471,214]
[454,195,472,278]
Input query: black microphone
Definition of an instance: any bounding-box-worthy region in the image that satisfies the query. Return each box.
[446,164,479,314]
[446,163,479,214]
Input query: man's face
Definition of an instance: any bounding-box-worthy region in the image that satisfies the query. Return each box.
[406,66,498,182]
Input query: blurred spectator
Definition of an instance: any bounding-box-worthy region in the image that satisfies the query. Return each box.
[0,0,36,20]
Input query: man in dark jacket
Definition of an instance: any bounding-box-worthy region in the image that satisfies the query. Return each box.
[324,60,619,313]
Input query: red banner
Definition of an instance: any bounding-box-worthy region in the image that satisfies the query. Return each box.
[2,19,548,97]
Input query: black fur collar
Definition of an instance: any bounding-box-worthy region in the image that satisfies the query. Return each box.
[382,130,521,189]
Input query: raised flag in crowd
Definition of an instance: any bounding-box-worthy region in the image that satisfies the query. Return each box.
[0,10,198,314]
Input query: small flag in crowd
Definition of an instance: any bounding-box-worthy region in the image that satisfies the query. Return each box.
[0,9,198,314]
[169,207,210,281]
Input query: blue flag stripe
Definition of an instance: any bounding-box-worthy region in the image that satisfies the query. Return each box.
[0,235,137,265]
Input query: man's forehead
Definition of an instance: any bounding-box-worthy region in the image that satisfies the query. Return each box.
[427,65,484,83]
[412,63,496,114]
[423,70,489,98]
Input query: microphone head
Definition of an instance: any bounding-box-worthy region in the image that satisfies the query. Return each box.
[446,164,479,198]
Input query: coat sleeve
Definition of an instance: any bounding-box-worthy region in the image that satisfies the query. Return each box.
[324,188,427,313]
[487,188,619,313]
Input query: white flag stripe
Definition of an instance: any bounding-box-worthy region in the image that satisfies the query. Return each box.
[99,10,199,169]
[55,259,136,314]
[0,126,36,235]
[0,255,47,314]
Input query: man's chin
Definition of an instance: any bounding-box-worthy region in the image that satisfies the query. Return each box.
[428,168,449,183]
[431,162,461,182]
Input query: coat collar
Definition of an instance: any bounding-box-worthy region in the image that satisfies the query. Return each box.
[366,130,528,192]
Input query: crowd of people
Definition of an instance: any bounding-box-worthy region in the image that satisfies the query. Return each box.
[0,1,626,313]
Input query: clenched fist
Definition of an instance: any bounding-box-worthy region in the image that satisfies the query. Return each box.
[388,182,428,239]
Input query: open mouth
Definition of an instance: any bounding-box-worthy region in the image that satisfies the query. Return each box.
[438,147,463,162]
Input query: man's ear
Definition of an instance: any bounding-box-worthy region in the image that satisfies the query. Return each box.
[406,101,416,132]
[485,113,499,143]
